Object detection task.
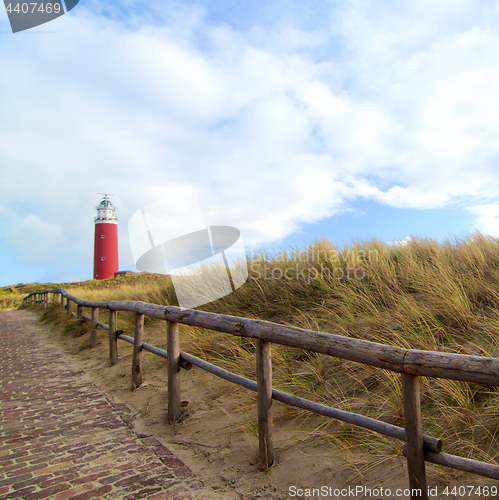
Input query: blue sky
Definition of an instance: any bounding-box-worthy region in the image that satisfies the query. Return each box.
[2,0,499,285]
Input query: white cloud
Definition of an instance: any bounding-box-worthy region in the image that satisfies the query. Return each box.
[468,204,499,237]
[386,236,412,248]
[2,214,64,264]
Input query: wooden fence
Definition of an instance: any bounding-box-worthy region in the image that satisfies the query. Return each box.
[22,288,499,499]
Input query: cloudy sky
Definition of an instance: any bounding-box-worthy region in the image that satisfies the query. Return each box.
[1,0,499,286]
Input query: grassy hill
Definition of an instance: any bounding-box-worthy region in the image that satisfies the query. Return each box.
[12,233,499,473]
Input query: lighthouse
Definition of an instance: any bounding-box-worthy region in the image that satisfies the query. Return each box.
[93,194,118,280]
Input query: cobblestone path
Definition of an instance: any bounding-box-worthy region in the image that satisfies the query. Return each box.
[0,311,207,500]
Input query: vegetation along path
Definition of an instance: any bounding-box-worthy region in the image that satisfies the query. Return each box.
[0,310,208,500]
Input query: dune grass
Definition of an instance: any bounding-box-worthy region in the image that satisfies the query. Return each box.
[0,283,57,310]
[20,232,499,477]
[0,289,23,311]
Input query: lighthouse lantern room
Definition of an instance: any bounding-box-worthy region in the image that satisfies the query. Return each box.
[93,194,118,280]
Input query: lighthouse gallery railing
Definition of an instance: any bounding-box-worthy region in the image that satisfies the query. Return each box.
[23,288,499,499]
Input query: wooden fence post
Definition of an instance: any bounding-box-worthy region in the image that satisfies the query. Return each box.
[256,339,274,469]
[401,373,428,500]
[167,321,181,423]
[132,313,144,390]
[77,304,83,319]
[90,307,98,347]
[67,299,72,318]
[61,294,65,310]
[109,309,118,366]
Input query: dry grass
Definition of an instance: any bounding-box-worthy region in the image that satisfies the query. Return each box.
[18,231,499,472]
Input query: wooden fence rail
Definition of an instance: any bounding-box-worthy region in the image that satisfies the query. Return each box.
[23,288,499,499]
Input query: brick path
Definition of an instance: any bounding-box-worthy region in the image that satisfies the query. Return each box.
[0,310,208,500]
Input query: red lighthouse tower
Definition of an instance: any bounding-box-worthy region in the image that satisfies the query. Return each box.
[93,194,118,280]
